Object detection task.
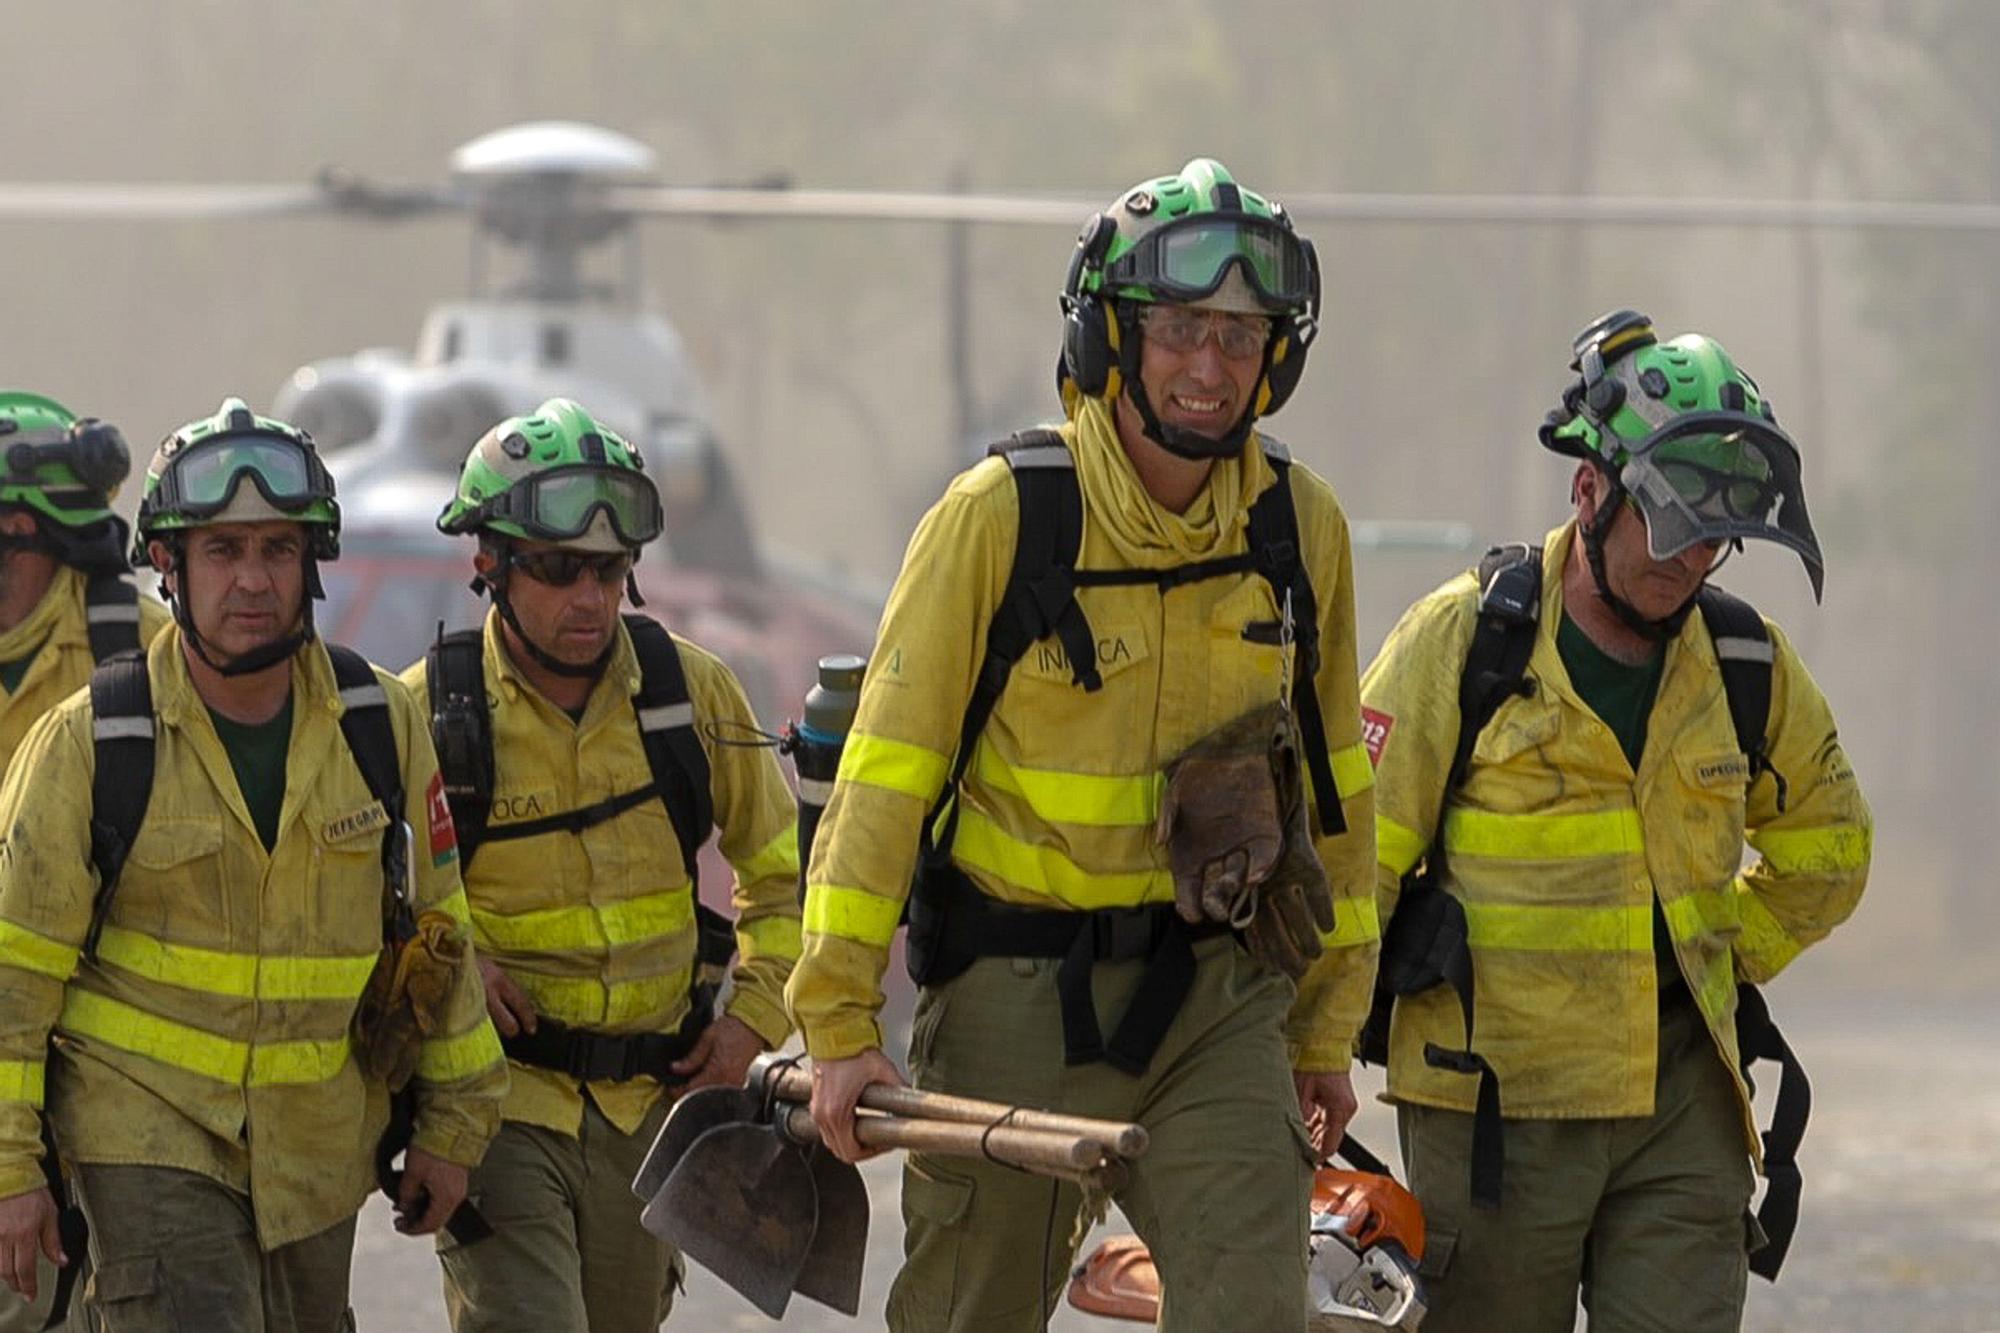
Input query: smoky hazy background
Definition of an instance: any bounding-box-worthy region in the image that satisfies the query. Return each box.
[3,5,1996,1326]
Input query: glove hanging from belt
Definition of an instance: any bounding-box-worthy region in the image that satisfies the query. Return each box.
[354,909,471,1091]
[1157,701,1335,981]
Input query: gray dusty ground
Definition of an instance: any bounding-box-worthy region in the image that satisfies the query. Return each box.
[350,997,2000,1332]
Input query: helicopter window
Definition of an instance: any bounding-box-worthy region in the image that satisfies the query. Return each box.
[287,382,381,452]
[441,322,462,362]
[540,322,571,366]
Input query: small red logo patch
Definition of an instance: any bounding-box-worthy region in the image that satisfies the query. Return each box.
[427,770,458,866]
[1360,707,1395,767]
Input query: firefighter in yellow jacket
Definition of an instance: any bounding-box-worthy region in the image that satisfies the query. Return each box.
[0,392,171,1333]
[791,161,1378,1332]
[405,399,802,1333]
[0,400,506,1333]
[1361,313,1871,1332]
[0,392,172,775]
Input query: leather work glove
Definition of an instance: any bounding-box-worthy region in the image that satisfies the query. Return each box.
[1241,709,1337,981]
[1157,704,1288,926]
[354,910,471,1091]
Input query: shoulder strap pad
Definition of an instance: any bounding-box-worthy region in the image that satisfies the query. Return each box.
[1244,456,1344,836]
[427,627,493,867]
[1695,583,1780,807]
[625,614,713,884]
[82,574,142,665]
[85,653,155,960]
[1453,544,1544,793]
[327,644,410,939]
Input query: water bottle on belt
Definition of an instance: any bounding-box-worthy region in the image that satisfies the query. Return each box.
[784,654,865,902]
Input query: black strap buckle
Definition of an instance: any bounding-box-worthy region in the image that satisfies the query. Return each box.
[563,1032,632,1082]
[1090,906,1163,960]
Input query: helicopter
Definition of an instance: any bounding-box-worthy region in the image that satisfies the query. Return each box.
[4,118,1987,720]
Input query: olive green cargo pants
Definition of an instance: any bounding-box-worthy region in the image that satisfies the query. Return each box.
[1396,994,1756,1333]
[70,1165,355,1333]
[888,933,1317,1333]
[439,1096,681,1333]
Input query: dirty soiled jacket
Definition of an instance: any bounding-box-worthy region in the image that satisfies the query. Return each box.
[787,396,1379,1072]
[401,611,802,1138]
[1362,523,1871,1153]
[0,568,171,775]
[0,629,506,1249]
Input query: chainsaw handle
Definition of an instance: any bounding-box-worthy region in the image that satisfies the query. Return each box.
[761,1062,1148,1158]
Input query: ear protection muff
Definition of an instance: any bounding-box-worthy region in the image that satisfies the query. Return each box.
[1257,234,1320,416]
[1058,214,1121,400]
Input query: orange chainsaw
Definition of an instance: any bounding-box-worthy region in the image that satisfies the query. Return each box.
[1066,1136,1427,1329]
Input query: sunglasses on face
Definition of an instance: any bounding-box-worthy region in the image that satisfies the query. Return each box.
[509,548,634,587]
[1137,307,1273,360]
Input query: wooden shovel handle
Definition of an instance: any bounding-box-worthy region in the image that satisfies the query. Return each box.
[766,1067,1148,1159]
[774,1104,1102,1173]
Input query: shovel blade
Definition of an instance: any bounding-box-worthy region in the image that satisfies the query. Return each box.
[632,1085,759,1203]
[791,1145,869,1315]
[641,1122,818,1320]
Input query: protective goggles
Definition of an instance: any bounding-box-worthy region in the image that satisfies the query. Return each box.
[1616,411,1824,599]
[477,466,662,547]
[152,433,335,518]
[509,548,635,588]
[1102,214,1316,311]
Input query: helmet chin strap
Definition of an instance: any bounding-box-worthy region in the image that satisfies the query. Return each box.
[1115,313,1259,462]
[475,546,614,681]
[166,541,319,678]
[1579,473,1698,642]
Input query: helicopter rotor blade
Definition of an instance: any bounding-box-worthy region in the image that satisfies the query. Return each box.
[605,185,1093,227]
[0,177,465,222]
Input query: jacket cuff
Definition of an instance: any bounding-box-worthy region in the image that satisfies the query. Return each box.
[801,1015,884,1062]
[408,1120,495,1170]
[724,991,792,1051]
[0,1160,46,1202]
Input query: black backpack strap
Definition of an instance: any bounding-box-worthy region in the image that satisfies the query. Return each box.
[624,614,714,883]
[1733,981,1809,1280]
[84,654,156,963]
[81,574,142,665]
[1245,444,1344,837]
[428,627,494,868]
[327,644,412,943]
[1696,584,1784,812]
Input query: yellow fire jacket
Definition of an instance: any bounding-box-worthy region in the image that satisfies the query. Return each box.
[0,628,506,1249]
[1362,523,1871,1149]
[401,612,801,1138]
[0,568,171,775]
[787,398,1379,1072]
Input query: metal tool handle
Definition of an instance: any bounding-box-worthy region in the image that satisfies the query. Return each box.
[760,1061,1149,1158]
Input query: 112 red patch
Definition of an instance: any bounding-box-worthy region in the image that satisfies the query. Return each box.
[426,770,458,866]
[1360,707,1395,767]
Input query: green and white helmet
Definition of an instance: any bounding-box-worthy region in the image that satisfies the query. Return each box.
[1541,310,1823,600]
[134,398,340,569]
[0,390,130,528]
[437,398,661,555]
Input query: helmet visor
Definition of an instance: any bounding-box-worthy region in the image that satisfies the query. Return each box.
[506,467,662,547]
[159,435,330,517]
[1618,411,1825,599]
[1105,215,1314,310]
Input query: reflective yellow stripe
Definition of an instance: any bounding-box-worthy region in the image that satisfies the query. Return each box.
[427,889,471,924]
[1694,947,1735,1018]
[951,809,1169,909]
[522,970,691,1027]
[739,914,802,963]
[972,743,1158,827]
[474,889,692,954]
[1323,894,1381,948]
[61,990,351,1087]
[737,824,801,885]
[1750,823,1871,875]
[1733,884,1803,973]
[1661,889,1738,943]
[0,921,78,982]
[1376,816,1427,878]
[1443,807,1644,861]
[94,926,377,1001]
[839,732,950,801]
[1462,901,1651,952]
[803,885,904,947]
[0,1060,44,1107]
[416,1022,503,1084]
[1330,741,1375,800]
